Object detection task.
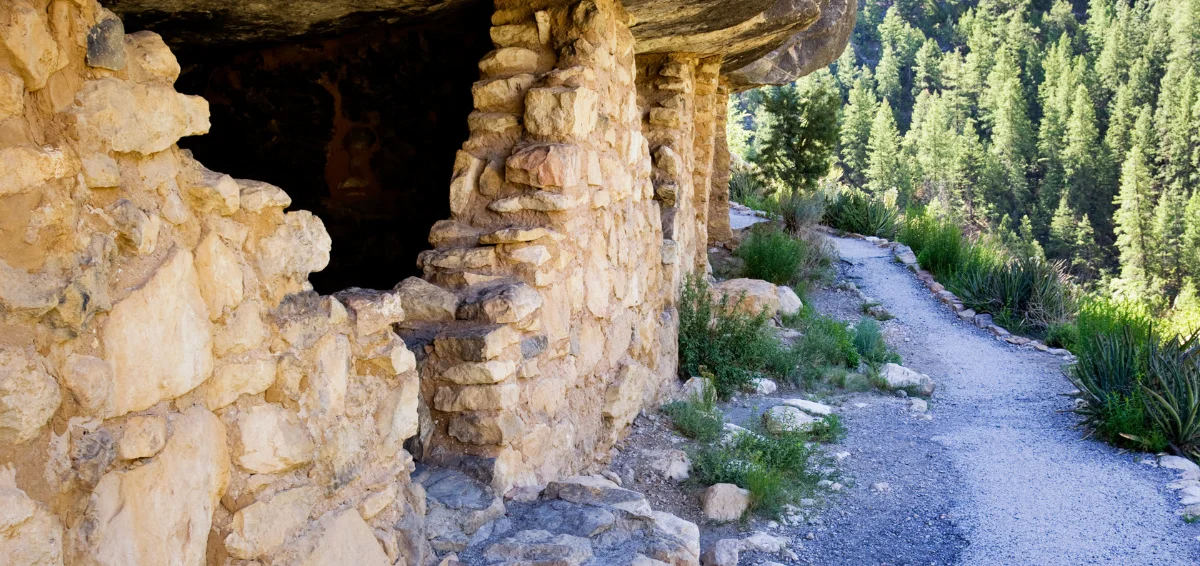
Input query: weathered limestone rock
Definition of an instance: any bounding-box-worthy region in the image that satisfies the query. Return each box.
[62,354,115,416]
[0,71,25,120]
[0,145,72,195]
[646,449,691,481]
[194,232,243,318]
[458,282,542,324]
[506,143,583,189]
[545,476,653,517]
[483,530,593,565]
[70,78,209,154]
[702,483,749,522]
[255,210,332,281]
[762,405,819,434]
[782,398,833,416]
[473,74,536,113]
[225,486,321,559]
[301,509,391,566]
[117,414,167,460]
[480,47,541,77]
[434,383,521,412]
[87,17,127,71]
[200,357,277,410]
[881,363,936,397]
[395,276,459,322]
[700,538,741,566]
[0,1,65,90]
[0,467,64,566]
[101,248,213,418]
[525,87,598,140]
[713,278,782,318]
[441,360,518,385]
[76,407,229,565]
[232,403,315,474]
[435,325,520,363]
[449,411,525,445]
[124,31,181,84]
[777,285,802,316]
[604,362,651,433]
[335,288,405,337]
[0,347,59,444]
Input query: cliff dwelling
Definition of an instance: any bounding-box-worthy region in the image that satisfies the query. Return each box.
[0,0,854,563]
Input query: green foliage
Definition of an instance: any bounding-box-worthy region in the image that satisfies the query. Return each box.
[736,229,808,285]
[690,430,825,518]
[853,317,900,367]
[792,312,860,384]
[752,73,842,194]
[808,413,848,443]
[1141,331,1200,460]
[661,377,725,443]
[1095,391,1169,453]
[779,190,827,237]
[823,188,900,238]
[677,276,794,398]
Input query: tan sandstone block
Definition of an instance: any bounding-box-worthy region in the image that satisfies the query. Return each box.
[306,334,350,418]
[255,210,332,281]
[300,510,390,566]
[63,354,114,416]
[237,179,292,212]
[70,78,209,155]
[0,2,65,91]
[479,47,540,77]
[233,403,315,474]
[506,143,583,189]
[180,162,241,216]
[440,360,517,385]
[335,288,404,337]
[423,246,497,270]
[0,70,24,120]
[434,324,520,362]
[102,248,213,418]
[123,31,180,85]
[603,362,651,431]
[117,414,166,460]
[449,150,485,218]
[81,154,120,188]
[0,347,59,445]
[479,227,553,244]
[394,276,459,322]
[79,407,229,566]
[525,87,597,140]
[376,374,420,455]
[0,145,71,195]
[225,486,320,559]
[433,382,520,412]
[0,467,64,566]
[194,232,243,318]
[201,357,277,410]
[458,282,542,324]
[490,24,541,48]
[448,411,524,445]
[472,74,535,113]
[214,300,268,356]
[357,485,397,521]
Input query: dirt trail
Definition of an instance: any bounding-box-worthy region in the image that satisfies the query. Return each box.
[801,235,1200,565]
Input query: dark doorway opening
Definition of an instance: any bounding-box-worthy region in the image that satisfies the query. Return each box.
[162,7,492,293]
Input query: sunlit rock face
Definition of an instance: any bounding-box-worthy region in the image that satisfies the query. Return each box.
[0,0,850,563]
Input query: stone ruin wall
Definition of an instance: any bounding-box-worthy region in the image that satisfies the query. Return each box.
[0,0,744,564]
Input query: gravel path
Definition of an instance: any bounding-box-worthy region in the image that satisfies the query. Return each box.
[799,235,1200,565]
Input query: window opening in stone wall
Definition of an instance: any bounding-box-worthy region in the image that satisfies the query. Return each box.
[114,4,494,294]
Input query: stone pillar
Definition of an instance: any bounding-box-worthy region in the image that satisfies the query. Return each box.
[690,56,721,270]
[708,83,734,245]
[410,0,675,494]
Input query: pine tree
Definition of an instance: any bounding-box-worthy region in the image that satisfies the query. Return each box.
[1154,184,1189,299]
[1048,194,1078,261]
[1113,140,1156,294]
[913,38,942,97]
[834,43,859,96]
[866,98,910,200]
[1072,215,1104,282]
[982,47,1033,217]
[752,76,842,193]
[1182,190,1200,285]
[1062,83,1113,244]
[839,71,878,186]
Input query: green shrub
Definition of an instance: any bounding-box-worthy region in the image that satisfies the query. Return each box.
[677,276,791,398]
[1141,331,1200,460]
[808,413,847,443]
[1095,391,1168,453]
[730,168,768,204]
[690,430,824,518]
[736,228,808,285]
[779,190,826,236]
[793,313,860,383]
[822,188,900,238]
[1045,322,1079,350]
[662,399,725,442]
[852,317,900,367]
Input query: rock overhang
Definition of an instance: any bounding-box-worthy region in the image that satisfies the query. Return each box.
[101,0,855,88]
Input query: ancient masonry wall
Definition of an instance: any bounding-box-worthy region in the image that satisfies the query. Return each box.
[0,0,731,563]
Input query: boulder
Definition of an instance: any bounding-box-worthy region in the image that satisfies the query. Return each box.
[700,538,740,566]
[483,530,593,566]
[762,405,819,434]
[545,475,652,517]
[749,377,777,395]
[880,363,936,397]
[781,398,833,416]
[776,285,803,316]
[701,483,749,522]
[645,449,691,481]
[713,278,781,317]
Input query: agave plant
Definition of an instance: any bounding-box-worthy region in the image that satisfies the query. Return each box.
[1067,326,1145,426]
[1141,331,1200,461]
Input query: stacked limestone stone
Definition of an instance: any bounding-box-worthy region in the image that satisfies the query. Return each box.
[410,0,680,496]
[0,1,427,564]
